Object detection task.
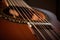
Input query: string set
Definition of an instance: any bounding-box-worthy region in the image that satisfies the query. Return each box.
[6,0,60,40]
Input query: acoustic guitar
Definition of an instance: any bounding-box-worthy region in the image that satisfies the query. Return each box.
[0,0,60,40]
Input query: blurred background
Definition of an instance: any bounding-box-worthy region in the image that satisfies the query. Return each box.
[24,0,60,21]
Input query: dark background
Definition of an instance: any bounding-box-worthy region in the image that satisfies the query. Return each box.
[24,0,56,13]
[24,0,60,21]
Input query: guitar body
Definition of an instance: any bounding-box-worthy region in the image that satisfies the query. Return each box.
[0,18,38,40]
[0,0,60,40]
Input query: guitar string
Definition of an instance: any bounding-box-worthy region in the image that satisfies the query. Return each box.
[17,0,60,39]
[21,0,48,23]
[9,0,46,40]
[7,0,28,22]
[15,0,56,39]
[15,0,35,20]
[8,0,59,39]
[22,0,60,39]
[15,0,46,40]
[39,25,54,40]
[30,7,60,39]
[16,0,53,40]
[16,0,40,22]
[6,0,55,39]
[31,5,60,40]
[11,0,46,39]
[30,4,60,40]
[25,4,60,38]
[7,0,59,39]
[30,3,60,39]
[19,0,57,40]
[20,0,46,22]
[14,0,49,39]
[18,2,55,39]
[7,0,41,38]
[31,9,59,39]
[21,1,46,23]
